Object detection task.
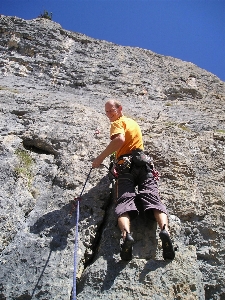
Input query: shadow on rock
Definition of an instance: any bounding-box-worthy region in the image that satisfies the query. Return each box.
[30,250,52,300]
[28,174,111,299]
[30,173,110,252]
[139,259,170,283]
[78,194,159,295]
[101,258,130,292]
[100,207,159,291]
[30,201,78,251]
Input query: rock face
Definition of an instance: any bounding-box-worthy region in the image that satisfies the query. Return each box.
[0,15,225,300]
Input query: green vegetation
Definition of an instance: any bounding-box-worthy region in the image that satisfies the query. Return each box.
[215,129,225,134]
[15,149,33,187]
[38,10,53,20]
[163,121,191,132]
[0,86,19,93]
[178,124,191,132]
[164,122,177,127]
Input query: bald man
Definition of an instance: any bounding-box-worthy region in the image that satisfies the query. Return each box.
[92,99,175,261]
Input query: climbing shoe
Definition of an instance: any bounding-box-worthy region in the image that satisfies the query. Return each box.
[159,224,175,260]
[120,232,134,261]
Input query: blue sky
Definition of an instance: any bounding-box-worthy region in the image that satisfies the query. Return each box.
[1,0,225,81]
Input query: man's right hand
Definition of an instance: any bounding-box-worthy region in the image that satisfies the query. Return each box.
[92,155,104,168]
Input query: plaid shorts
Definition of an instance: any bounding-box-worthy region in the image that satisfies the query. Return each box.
[114,163,167,220]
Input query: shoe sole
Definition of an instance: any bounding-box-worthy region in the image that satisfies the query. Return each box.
[159,230,175,260]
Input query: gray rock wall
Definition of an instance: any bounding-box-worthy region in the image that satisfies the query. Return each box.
[0,15,225,299]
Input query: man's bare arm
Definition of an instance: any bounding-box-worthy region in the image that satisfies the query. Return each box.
[92,134,125,168]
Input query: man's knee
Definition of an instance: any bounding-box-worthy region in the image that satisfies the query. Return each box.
[118,212,130,219]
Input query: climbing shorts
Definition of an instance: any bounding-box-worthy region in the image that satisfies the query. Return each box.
[114,163,168,220]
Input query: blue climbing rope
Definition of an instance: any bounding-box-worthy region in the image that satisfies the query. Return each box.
[72,167,93,300]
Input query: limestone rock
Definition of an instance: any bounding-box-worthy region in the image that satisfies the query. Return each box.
[0,15,225,299]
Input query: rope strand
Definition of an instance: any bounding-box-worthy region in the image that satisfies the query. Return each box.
[72,167,93,300]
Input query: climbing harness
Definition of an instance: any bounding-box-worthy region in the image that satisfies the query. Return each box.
[72,167,92,300]
[107,150,160,181]
[115,155,133,174]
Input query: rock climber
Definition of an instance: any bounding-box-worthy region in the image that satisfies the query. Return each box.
[92,99,175,261]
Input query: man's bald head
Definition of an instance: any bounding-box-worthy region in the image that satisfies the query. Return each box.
[105,99,123,122]
[105,99,122,108]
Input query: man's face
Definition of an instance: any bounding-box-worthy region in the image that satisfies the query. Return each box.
[105,102,122,122]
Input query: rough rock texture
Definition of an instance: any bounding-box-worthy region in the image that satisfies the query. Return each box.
[0,15,225,300]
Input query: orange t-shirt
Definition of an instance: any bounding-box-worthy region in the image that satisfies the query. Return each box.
[110,116,144,158]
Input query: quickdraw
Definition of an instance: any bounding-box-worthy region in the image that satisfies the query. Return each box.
[152,169,160,181]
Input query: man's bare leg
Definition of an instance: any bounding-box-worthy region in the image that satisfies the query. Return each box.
[154,209,170,234]
[118,212,130,239]
[118,210,169,236]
